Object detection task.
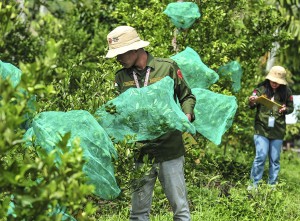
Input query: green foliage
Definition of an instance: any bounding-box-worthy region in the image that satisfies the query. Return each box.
[48,61,117,113]
[96,148,300,221]
[8,138,95,220]
[86,136,156,217]
[111,0,173,57]
[1,0,300,220]
[214,183,289,221]
[174,0,287,65]
[276,0,300,156]
[0,2,44,66]
[277,0,300,93]
[0,79,97,220]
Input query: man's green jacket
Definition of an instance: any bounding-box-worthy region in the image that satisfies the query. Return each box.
[115,53,196,162]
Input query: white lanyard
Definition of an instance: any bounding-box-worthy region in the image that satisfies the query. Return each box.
[132,67,151,88]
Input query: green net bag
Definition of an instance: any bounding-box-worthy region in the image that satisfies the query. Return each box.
[0,61,36,129]
[8,197,76,220]
[218,61,243,92]
[23,110,120,200]
[171,47,219,89]
[163,2,201,29]
[192,88,238,145]
[95,76,195,142]
[0,61,22,88]
[17,88,37,130]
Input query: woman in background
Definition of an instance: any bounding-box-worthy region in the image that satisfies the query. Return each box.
[248,66,294,189]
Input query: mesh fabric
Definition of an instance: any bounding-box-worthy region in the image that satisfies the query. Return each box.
[171,47,219,89]
[0,61,22,88]
[95,76,195,142]
[192,88,238,145]
[163,2,201,29]
[24,110,120,200]
[218,61,243,92]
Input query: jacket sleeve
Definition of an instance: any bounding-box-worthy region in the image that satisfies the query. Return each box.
[249,87,261,110]
[169,62,196,120]
[284,89,294,115]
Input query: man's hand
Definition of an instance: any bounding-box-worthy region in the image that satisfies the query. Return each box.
[186,113,192,122]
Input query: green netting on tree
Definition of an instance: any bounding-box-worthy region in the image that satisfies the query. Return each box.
[17,87,37,130]
[192,88,238,145]
[0,61,36,129]
[95,76,195,142]
[23,94,37,129]
[50,205,76,221]
[171,47,219,89]
[163,2,201,29]
[8,199,76,221]
[23,110,120,200]
[0,60,22,88]
[218,61,243,92]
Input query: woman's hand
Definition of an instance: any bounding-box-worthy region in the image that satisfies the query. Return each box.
[279,104,287,114]
[249,95,258,105]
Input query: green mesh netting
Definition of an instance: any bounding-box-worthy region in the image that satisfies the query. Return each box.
[95,76,196,142]
[0,61,36,129]
[218,61,243,92]
[163,2,201,29]
[8,199,76,221]
[17,87,37,130]
[0,60,22,88]
[23,110,120,200]
[23,94,37,129]
[171,47,219,89]
[51,205,76,221]
[192,88,238,145]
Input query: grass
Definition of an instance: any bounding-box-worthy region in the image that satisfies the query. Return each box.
[96,149,300,221]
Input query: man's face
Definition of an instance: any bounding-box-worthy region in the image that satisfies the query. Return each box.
[116,50,137,68]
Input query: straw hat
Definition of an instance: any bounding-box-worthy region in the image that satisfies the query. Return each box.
[266,66,287,85]
[106,26,150,58]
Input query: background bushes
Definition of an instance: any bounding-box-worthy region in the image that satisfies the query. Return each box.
[1,0,300,220]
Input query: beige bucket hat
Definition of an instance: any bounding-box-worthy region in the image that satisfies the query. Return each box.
[106,26,150,58]
[266,66,287,85]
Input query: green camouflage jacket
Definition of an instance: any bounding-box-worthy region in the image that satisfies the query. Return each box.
[115,52,196,162]
[250,85,294,139]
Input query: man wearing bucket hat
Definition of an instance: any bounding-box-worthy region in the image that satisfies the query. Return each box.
[248,66,294,189]
[106,26,195,220]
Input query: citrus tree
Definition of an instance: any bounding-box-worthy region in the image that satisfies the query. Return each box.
[0,0,297,219]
